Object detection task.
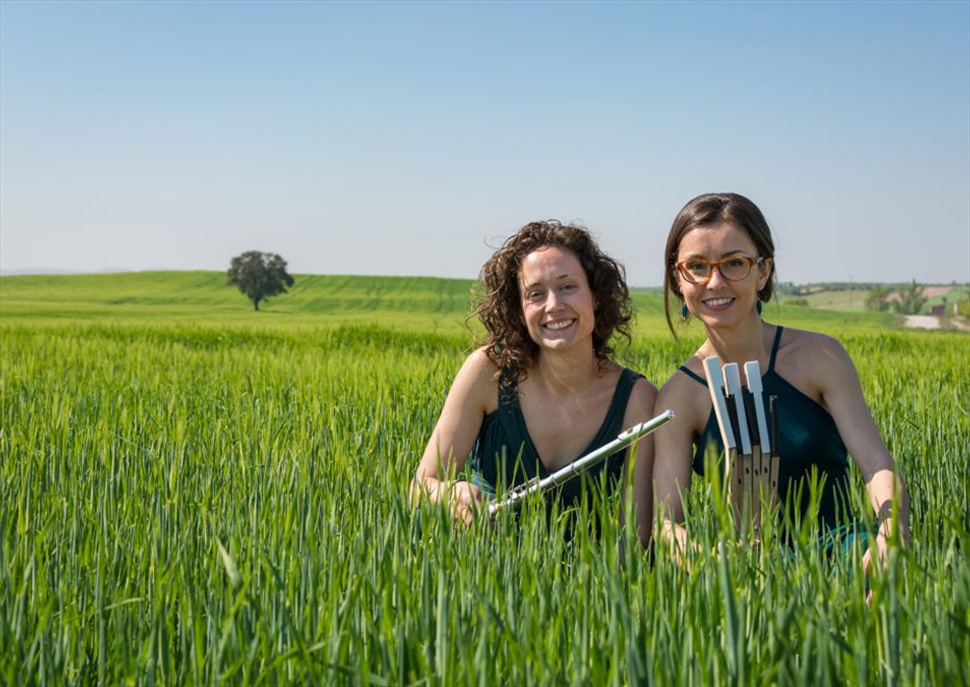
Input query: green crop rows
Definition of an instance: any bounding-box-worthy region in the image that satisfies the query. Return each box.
[1,273,967,685]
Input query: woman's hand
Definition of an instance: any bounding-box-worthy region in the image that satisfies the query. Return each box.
[448,480,483,527]
[862,534,886,604]
[862,517,910,604]
[410,477,484,527]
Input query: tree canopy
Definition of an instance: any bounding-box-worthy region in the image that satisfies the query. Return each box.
[892,279,927,315]
[865,285,891,312]
[227,251,295,311]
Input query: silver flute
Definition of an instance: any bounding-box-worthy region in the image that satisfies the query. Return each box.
[487,409,676,516]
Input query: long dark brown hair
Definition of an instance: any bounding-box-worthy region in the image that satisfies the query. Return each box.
[663,193,777,335]
[471,220,633,384]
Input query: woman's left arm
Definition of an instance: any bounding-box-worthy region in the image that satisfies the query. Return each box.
[814,336,912,553]
[622,377,660,547]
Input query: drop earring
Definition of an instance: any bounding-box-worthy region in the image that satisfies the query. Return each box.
[756,300,763,315]
[681,302,689,321]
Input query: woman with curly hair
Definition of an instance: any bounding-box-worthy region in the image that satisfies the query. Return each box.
[412,220,658,534]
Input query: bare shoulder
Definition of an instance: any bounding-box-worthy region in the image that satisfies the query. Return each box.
[774,326,858,402]
[671,351,706,382]
[658,356,702,399]
[658,367,684,397]
[656,364,708,430]
[448,347,501,411]
[631,371,659,401]
[776,326,853,371]
[779,326,845,353]
[459,346,501,378]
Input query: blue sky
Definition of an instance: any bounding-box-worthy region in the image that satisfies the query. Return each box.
[1,0,967,287]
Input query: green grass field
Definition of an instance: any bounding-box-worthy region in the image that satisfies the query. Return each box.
[1,272,968,685]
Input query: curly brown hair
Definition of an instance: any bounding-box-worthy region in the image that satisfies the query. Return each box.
[470,220,633,384]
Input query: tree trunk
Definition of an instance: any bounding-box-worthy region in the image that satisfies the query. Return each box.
[254,299,260,311]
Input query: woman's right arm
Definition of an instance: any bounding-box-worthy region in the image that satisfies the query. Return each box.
[411,348,497,525]
[649,375,699,560]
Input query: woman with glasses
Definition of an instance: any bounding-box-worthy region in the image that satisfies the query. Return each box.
[641,192,909,590]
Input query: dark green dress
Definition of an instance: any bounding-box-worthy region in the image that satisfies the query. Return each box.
[680,326,854,533]
[469,367,642,512]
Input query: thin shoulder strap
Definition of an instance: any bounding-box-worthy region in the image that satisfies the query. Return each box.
[616,367,642,398]
[768,325,784,372]
[678,365,707,387]
[603,367,642,432]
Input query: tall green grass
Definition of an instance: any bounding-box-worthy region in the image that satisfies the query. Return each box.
[1,273,967,685]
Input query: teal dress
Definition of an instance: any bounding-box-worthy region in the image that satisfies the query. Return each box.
[469,367,642,513]
[680,326,855,536]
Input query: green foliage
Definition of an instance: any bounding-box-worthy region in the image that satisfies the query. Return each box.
[865,284,891,311]
[892,279,928,315]
[953,286,970,318]
[2,272,968,684]
[784,297,810,306]
[227,251,295,311]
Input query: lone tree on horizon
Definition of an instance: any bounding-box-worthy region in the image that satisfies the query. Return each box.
[227,251,295,311]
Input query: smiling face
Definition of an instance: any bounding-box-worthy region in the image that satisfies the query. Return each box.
[662,193,777,335]
[518,245,596,352]
[675,221,772,329]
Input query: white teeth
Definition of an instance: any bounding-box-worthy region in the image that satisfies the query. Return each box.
[545,320,572,330]
[705,298,733,306]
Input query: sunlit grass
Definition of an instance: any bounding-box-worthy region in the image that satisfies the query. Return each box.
[1,273,967,684]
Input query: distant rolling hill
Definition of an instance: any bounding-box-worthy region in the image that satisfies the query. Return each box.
[0,270,900,335]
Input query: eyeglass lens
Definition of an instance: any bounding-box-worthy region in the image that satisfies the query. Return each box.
[682,257,754,282]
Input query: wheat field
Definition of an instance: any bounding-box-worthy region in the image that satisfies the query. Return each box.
[1,273,967,685]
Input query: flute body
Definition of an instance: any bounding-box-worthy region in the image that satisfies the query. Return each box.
[487,409,675,516]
